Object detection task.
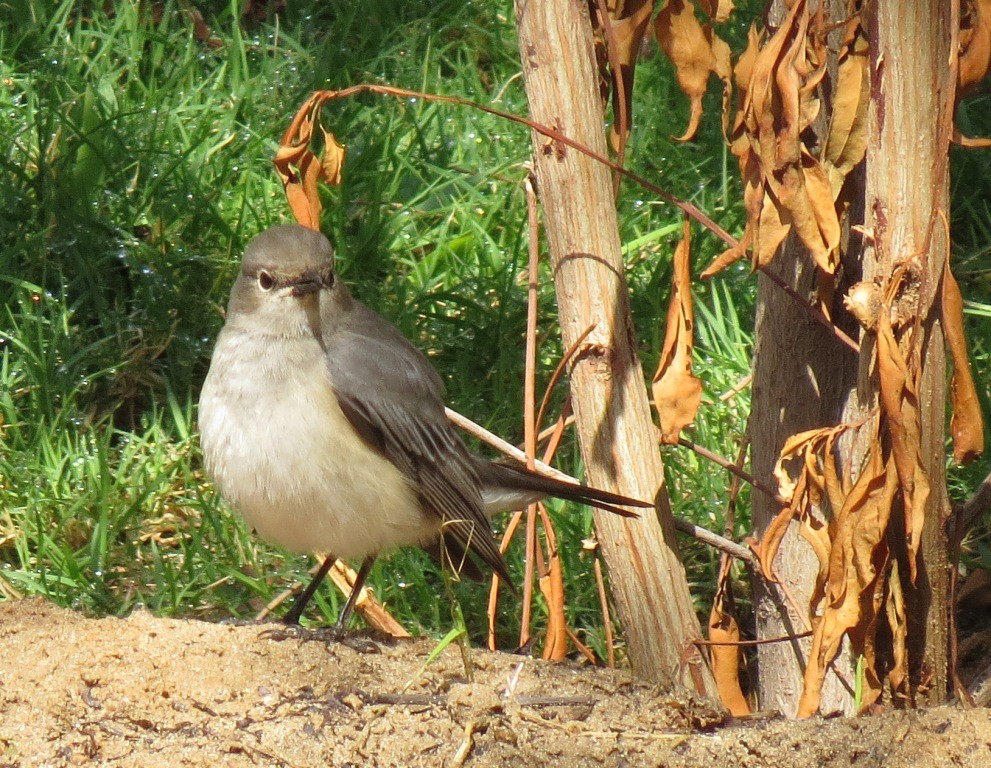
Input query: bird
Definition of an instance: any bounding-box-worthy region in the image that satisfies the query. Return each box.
[198,224,651,629]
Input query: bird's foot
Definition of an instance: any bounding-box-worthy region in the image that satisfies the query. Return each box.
[258,623,382,654]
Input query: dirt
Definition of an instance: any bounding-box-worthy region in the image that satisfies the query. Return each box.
[1,599,990,767]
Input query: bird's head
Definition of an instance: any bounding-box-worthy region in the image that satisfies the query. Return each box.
[226,224,347,337]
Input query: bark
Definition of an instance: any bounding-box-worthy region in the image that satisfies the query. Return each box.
[513,0,716,696]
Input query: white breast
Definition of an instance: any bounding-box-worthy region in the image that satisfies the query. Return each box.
[198,330,436,558]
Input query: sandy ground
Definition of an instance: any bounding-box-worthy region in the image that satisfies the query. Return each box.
[1,598,990,767]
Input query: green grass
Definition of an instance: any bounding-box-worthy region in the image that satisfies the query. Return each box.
[9,0,986,664]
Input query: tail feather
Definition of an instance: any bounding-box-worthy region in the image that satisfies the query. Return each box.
[477,460,652,518]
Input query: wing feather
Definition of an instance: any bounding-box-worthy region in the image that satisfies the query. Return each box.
[321,299,510,581]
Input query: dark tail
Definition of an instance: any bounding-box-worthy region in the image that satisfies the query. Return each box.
[478,460,653,518]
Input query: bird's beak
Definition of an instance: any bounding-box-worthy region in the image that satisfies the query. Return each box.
[289,271,326,297]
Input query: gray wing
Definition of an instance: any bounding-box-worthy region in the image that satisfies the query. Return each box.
[321,299,511,582]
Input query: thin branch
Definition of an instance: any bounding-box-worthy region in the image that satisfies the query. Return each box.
[447,407,566,478]
[534,324,595,435]
[290,84,734,246]
[519,174,542,649]
[676,519,755,565]
[593,554,616,667]
[678,437,789,506]
[758,266,860,353]
[447,407,756,564]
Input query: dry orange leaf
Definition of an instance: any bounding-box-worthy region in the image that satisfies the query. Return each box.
[709,25,734,140]
[538,556,568,661]
[697,0,734,23]
[847,544,890,713]
[797,448,898,717]
[708,603,749,714]
[708,617,749,714]
[823,17,869,196]
[603,0,655,154]
[700,25,762,277]
[319,129,346,186]
[274,92,347,230]
[655,0,720,142]
[876,313,930,584]
[773,426,834,499]
[733,23,762,99]
[758,424,848,583]
[713,0,840,275]
[652,219,703,443]
[708,553,749,715]
[884,557,909,699]
[766,1,813,168]
[960,0,991,93]
[942,260,985,464]
[764,149,840,272]
[702,227,750,277]
[756,499,801,583]
[799,513,831,593]
[741,0,803,167]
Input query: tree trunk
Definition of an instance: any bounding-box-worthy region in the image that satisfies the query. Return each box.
[861,0,953,705]
[749,0,862,717]
[513,0,717,696]
[753,0,954,713]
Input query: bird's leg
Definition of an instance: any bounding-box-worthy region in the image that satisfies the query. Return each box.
[262,556,379,652]
[334,555,375,630]
[283,554,337,625]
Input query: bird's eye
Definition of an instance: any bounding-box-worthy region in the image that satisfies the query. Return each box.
[258,271,275,291]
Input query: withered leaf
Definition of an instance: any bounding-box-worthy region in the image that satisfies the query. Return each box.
[823,17,869,196]
[724,0,839,273]
[537,540,568,661]
[604,0,655,154]
[960,0,991,93]
[773,426,837,497]
[319,129,346,186]
[697,0,734,23]
[702,227,750,277]
[799,513,831,591]
[709,603,750,714]
[763,148,840,272]
[848,543,889,713]
[734,23,762,96]
[274,93,347,230]
[742,0,805,168]
[756,500,799,583]
[652,219,703,442]
[876,314,930,584]
[768,0,813,168]
[753,175,791,268]
[942,260,985,463]
[655,0,718,141]
[709,26,734,140]
[759,423,852,593]
[797,447,897,717]
[885,557,909,698]
[709,555,750,715]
